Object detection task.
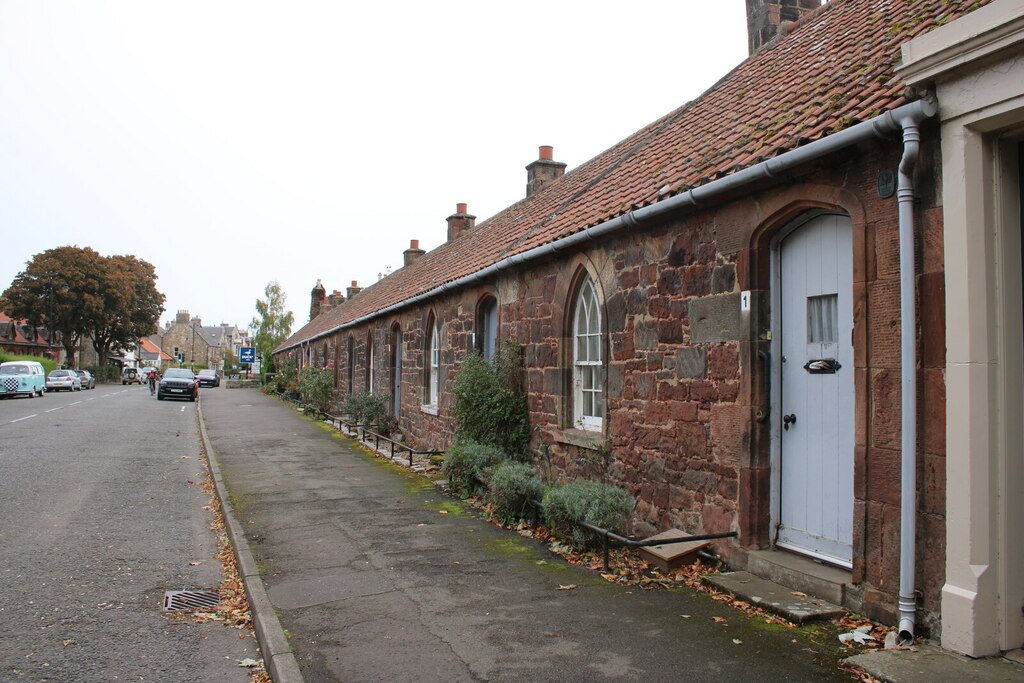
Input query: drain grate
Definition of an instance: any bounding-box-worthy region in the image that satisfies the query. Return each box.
[162,589,221,612]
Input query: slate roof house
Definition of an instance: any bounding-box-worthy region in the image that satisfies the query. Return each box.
[276,0,1024,657]
[0,311,61,360]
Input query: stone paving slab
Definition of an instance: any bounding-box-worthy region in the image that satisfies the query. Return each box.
[847,644,1024,682]
[703,571,845,623]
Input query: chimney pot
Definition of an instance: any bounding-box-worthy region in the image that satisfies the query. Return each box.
[447,204,477,242]
[404,239,426,267]
[526,146,567,198]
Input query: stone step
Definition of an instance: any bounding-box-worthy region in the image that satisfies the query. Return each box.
[703,571,845,624]
[743,548,850,606]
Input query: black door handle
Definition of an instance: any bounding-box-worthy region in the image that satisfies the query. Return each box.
[783,413,797,430]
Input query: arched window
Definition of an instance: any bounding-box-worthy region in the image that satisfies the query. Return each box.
[425,316,440,408]
[478,297,498,362]
[347,335,355,395]
[573,275,603,431]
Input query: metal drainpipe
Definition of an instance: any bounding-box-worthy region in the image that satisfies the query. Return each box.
[895,98,936,644]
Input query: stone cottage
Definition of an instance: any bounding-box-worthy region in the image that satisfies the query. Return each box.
[276,0,1024,657]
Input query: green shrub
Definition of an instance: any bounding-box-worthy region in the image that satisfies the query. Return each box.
[542,481,635,549]
[299,365,334,412]
[442,440,505,496]
[0,352,57,374]
[344,389,391,428]
[275,357,298,393]
[451,342,530,458]
[487,461,544,524]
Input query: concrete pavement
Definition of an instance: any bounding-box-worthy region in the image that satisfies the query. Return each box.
[199,387,852,682]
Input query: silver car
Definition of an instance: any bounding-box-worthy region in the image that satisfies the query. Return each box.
[46,369,81,392]
[74,370,95,390]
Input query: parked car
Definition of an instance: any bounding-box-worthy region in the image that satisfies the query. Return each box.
[47,369,81,392]
[157,368,198,401]
[73,369,95,390]
[0,360,47,398]
[196,369,220,387]
[122,367,142,385]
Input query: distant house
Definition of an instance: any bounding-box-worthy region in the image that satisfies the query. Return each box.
[136,337,173,368]
[275,0,1023,657]
[0,311,61,361]
[152,310,217,368]
[200,323,248,369]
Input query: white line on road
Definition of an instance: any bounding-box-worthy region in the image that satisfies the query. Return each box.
[10,414,37,423]
[68,401,82,406]
[180,406,185,412]
[44,407,63,413]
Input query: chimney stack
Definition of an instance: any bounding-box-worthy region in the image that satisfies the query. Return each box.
[310,279,327,320]
[446,204,477,242]
[346,280,362,299]
[403,239,426,266]
[526,145,566,197]
[745,0,821,54]
[328,290,345,307]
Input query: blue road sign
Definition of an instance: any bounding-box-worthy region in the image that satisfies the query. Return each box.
[239,346,256,363]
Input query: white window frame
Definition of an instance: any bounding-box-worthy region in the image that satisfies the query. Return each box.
[428,321,440,407]
[573,276,603,431]
[367,336,374,394]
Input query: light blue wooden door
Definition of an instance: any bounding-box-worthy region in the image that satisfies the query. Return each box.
[778,214,854,567]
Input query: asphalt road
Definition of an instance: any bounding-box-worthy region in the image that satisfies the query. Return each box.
[0,383,256,682]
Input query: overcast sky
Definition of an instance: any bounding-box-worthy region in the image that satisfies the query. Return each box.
[1,1,749,336]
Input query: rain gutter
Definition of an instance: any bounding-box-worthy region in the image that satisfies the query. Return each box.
[280,98,937,353]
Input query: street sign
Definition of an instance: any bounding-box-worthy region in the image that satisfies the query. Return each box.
[239,346,256,363]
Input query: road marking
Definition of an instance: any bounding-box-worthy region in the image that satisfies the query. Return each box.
[180,406,186,412]
[68,401,82,406]
[44,407,63,413]
[10,414,37,423]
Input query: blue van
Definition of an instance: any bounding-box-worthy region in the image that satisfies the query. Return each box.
[0,360,47,398]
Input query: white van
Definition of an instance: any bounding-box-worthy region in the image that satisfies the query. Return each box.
[0,360,47,398]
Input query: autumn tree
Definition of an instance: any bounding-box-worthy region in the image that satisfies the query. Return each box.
[1,246,165,367]
[0,246,107,364]
[86,255,165,365]
[250,281,294,374]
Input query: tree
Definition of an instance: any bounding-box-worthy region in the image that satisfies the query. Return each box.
[86,255,165,366]
[0,246,107,365]
[250,281,294,375]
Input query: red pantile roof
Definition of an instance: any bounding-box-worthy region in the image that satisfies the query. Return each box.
[279,0,990,351]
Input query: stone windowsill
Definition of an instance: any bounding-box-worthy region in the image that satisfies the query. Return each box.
[420,404,439,416]
[552,427,606,450]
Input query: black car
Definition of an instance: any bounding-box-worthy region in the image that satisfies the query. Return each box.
[157,368,198,401]
[196,369,220,387]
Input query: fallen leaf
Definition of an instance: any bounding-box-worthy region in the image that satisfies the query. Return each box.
[189,561,200,566]
[791,591,807,597]
[180,456,191,459]
[61,640,76,646]
[732,639,743,645]
[712,616,727,623]
[556,584,578,591]
[550,633,564,638]
[439,510,449,515]
[680,614,691,619]
[238,658,260,668]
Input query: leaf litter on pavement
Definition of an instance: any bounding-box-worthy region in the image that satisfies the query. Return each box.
[186,434,272,683]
